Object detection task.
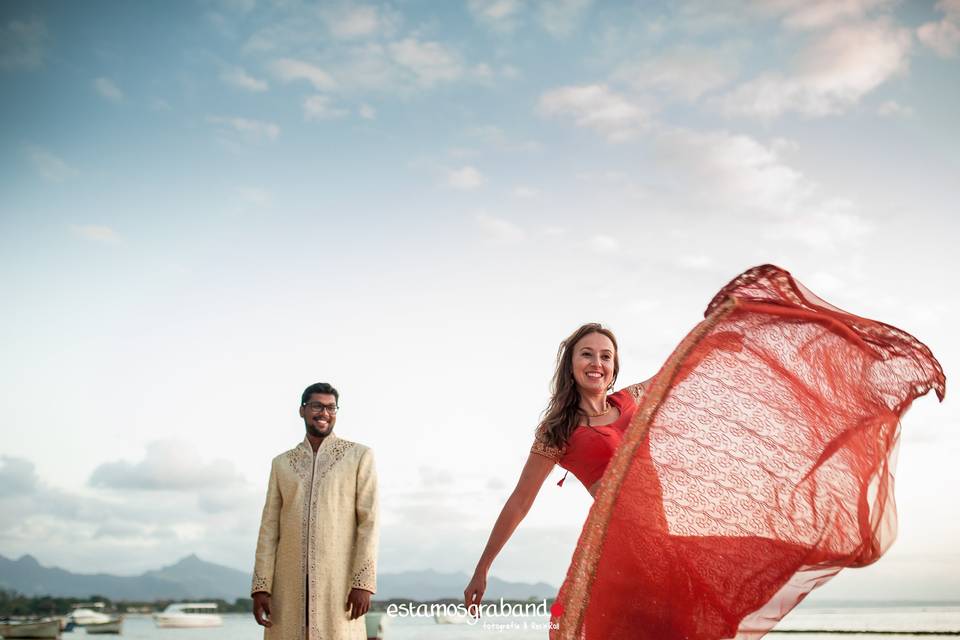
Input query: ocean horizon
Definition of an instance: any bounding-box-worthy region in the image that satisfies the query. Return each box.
[43,603,960,639]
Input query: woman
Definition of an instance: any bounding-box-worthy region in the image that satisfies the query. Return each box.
[465,265,945,640]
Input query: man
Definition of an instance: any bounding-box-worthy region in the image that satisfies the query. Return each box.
[251,382,378,640]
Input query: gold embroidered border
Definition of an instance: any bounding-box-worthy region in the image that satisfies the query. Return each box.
[556,296,738,639]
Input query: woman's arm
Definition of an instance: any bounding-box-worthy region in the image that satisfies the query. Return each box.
[464,452,556,611]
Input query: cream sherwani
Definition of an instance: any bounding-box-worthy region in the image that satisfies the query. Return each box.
[252,434,378,640]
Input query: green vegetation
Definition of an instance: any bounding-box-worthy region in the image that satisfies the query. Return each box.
[0,590,252,617]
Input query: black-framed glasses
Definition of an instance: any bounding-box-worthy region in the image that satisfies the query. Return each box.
[303,402,338,415]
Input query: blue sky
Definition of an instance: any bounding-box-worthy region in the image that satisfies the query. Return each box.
[1,0,958,603]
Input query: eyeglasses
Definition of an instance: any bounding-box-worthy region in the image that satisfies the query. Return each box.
[303,402,338,415]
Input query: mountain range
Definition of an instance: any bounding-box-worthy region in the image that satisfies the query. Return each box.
[0,554,555,601]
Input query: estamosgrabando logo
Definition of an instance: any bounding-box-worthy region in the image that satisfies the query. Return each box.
[386,599,555,627]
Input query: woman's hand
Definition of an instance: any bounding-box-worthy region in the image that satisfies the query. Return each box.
[464,571,487,615]
[463,452,555,616]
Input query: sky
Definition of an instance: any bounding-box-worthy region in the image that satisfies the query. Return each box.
[1,0,958,603]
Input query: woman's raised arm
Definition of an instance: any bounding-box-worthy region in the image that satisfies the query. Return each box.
[463,452,556,610]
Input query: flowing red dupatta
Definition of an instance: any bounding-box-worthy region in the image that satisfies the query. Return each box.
[550,265,946,640]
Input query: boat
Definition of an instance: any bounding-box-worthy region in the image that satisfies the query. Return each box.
[0,619,61,638]
[153,603,223,628]
[433,611,470,624]
[84,616,123,634]
[365,611,390,639]
[66,606,111,626]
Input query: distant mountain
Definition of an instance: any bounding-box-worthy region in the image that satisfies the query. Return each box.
[0,554,556,602]
[0,554,248,600]
[142,554,251,600]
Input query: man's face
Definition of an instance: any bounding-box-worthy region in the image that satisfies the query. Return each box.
[300,392,338,438]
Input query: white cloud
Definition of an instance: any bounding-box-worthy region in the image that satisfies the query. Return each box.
[877,100,914,117]
[358,103,376,119]
[476,213,525,243]
[0,454,260,574]
[655,128,811,215]
[590,234,620,253]
[220,65,268,92]
[537,0,593,37]
[447,166,486,190]
[0,456,38,496]
[243,9,474,95]
[389,38,463,87]
[613,46,739,102]
[467,0,592,37]
[70,225,122,244]
[778,198,873,250]
[303,94,349,120]
[473,62,494,81]
[272,57,337,90]
[93,77,124,103]
[467,0,523,32]
[24,145,77,182]
[761,0,894,30]
[208,116,280,142]
[655,127,873,251]
[0,16,48,71]
[325,5,395,39]
[917,0,960,58]
[90,440,245,491]
[538,84,650,142]
[716,19,911,118]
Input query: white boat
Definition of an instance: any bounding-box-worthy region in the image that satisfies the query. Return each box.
[67,606,112,625]
[433,611,471,624]
[153,602,223,628]
[84,616,123,634]
[0,619,61,638]
[365,611,390,638]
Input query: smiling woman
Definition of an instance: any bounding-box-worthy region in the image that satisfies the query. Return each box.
[464,264,945,640]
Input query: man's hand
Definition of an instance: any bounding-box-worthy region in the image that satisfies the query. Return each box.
[252,591,272,627]
[345,587,372,620]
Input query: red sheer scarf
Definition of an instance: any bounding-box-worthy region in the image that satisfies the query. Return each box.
[550,265,946,640]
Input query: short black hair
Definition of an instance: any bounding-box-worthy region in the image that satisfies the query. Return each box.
[301,382,339,406]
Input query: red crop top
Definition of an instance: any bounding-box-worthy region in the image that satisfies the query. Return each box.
[530,385,645,490]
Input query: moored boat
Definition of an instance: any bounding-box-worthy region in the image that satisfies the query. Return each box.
[365,611,390,639]
[83,616,123,635]
[433,611,470,624]
[153,603,222,628]
[0,619,61,638]
[66,607,111,626]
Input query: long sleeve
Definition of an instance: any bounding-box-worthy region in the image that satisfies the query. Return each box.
[251,457,282,595]
[349,448,379,593]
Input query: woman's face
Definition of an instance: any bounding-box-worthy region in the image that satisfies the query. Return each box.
[571,332,616,394]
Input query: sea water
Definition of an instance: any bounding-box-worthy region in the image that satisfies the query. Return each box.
[74,606,960,639]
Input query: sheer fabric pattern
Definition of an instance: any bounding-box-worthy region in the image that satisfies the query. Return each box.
[550,264,946,640]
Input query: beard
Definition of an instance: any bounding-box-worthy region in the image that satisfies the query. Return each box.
[306,420,333,438]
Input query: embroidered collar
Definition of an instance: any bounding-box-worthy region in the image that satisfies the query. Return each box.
[300,433,338,456]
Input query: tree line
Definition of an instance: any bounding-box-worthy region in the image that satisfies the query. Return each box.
[0,590,253,617]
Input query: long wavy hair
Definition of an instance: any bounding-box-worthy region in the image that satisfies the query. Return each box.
[540,323,620,449]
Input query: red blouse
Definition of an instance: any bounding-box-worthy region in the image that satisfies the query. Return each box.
[531,386,644,490]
